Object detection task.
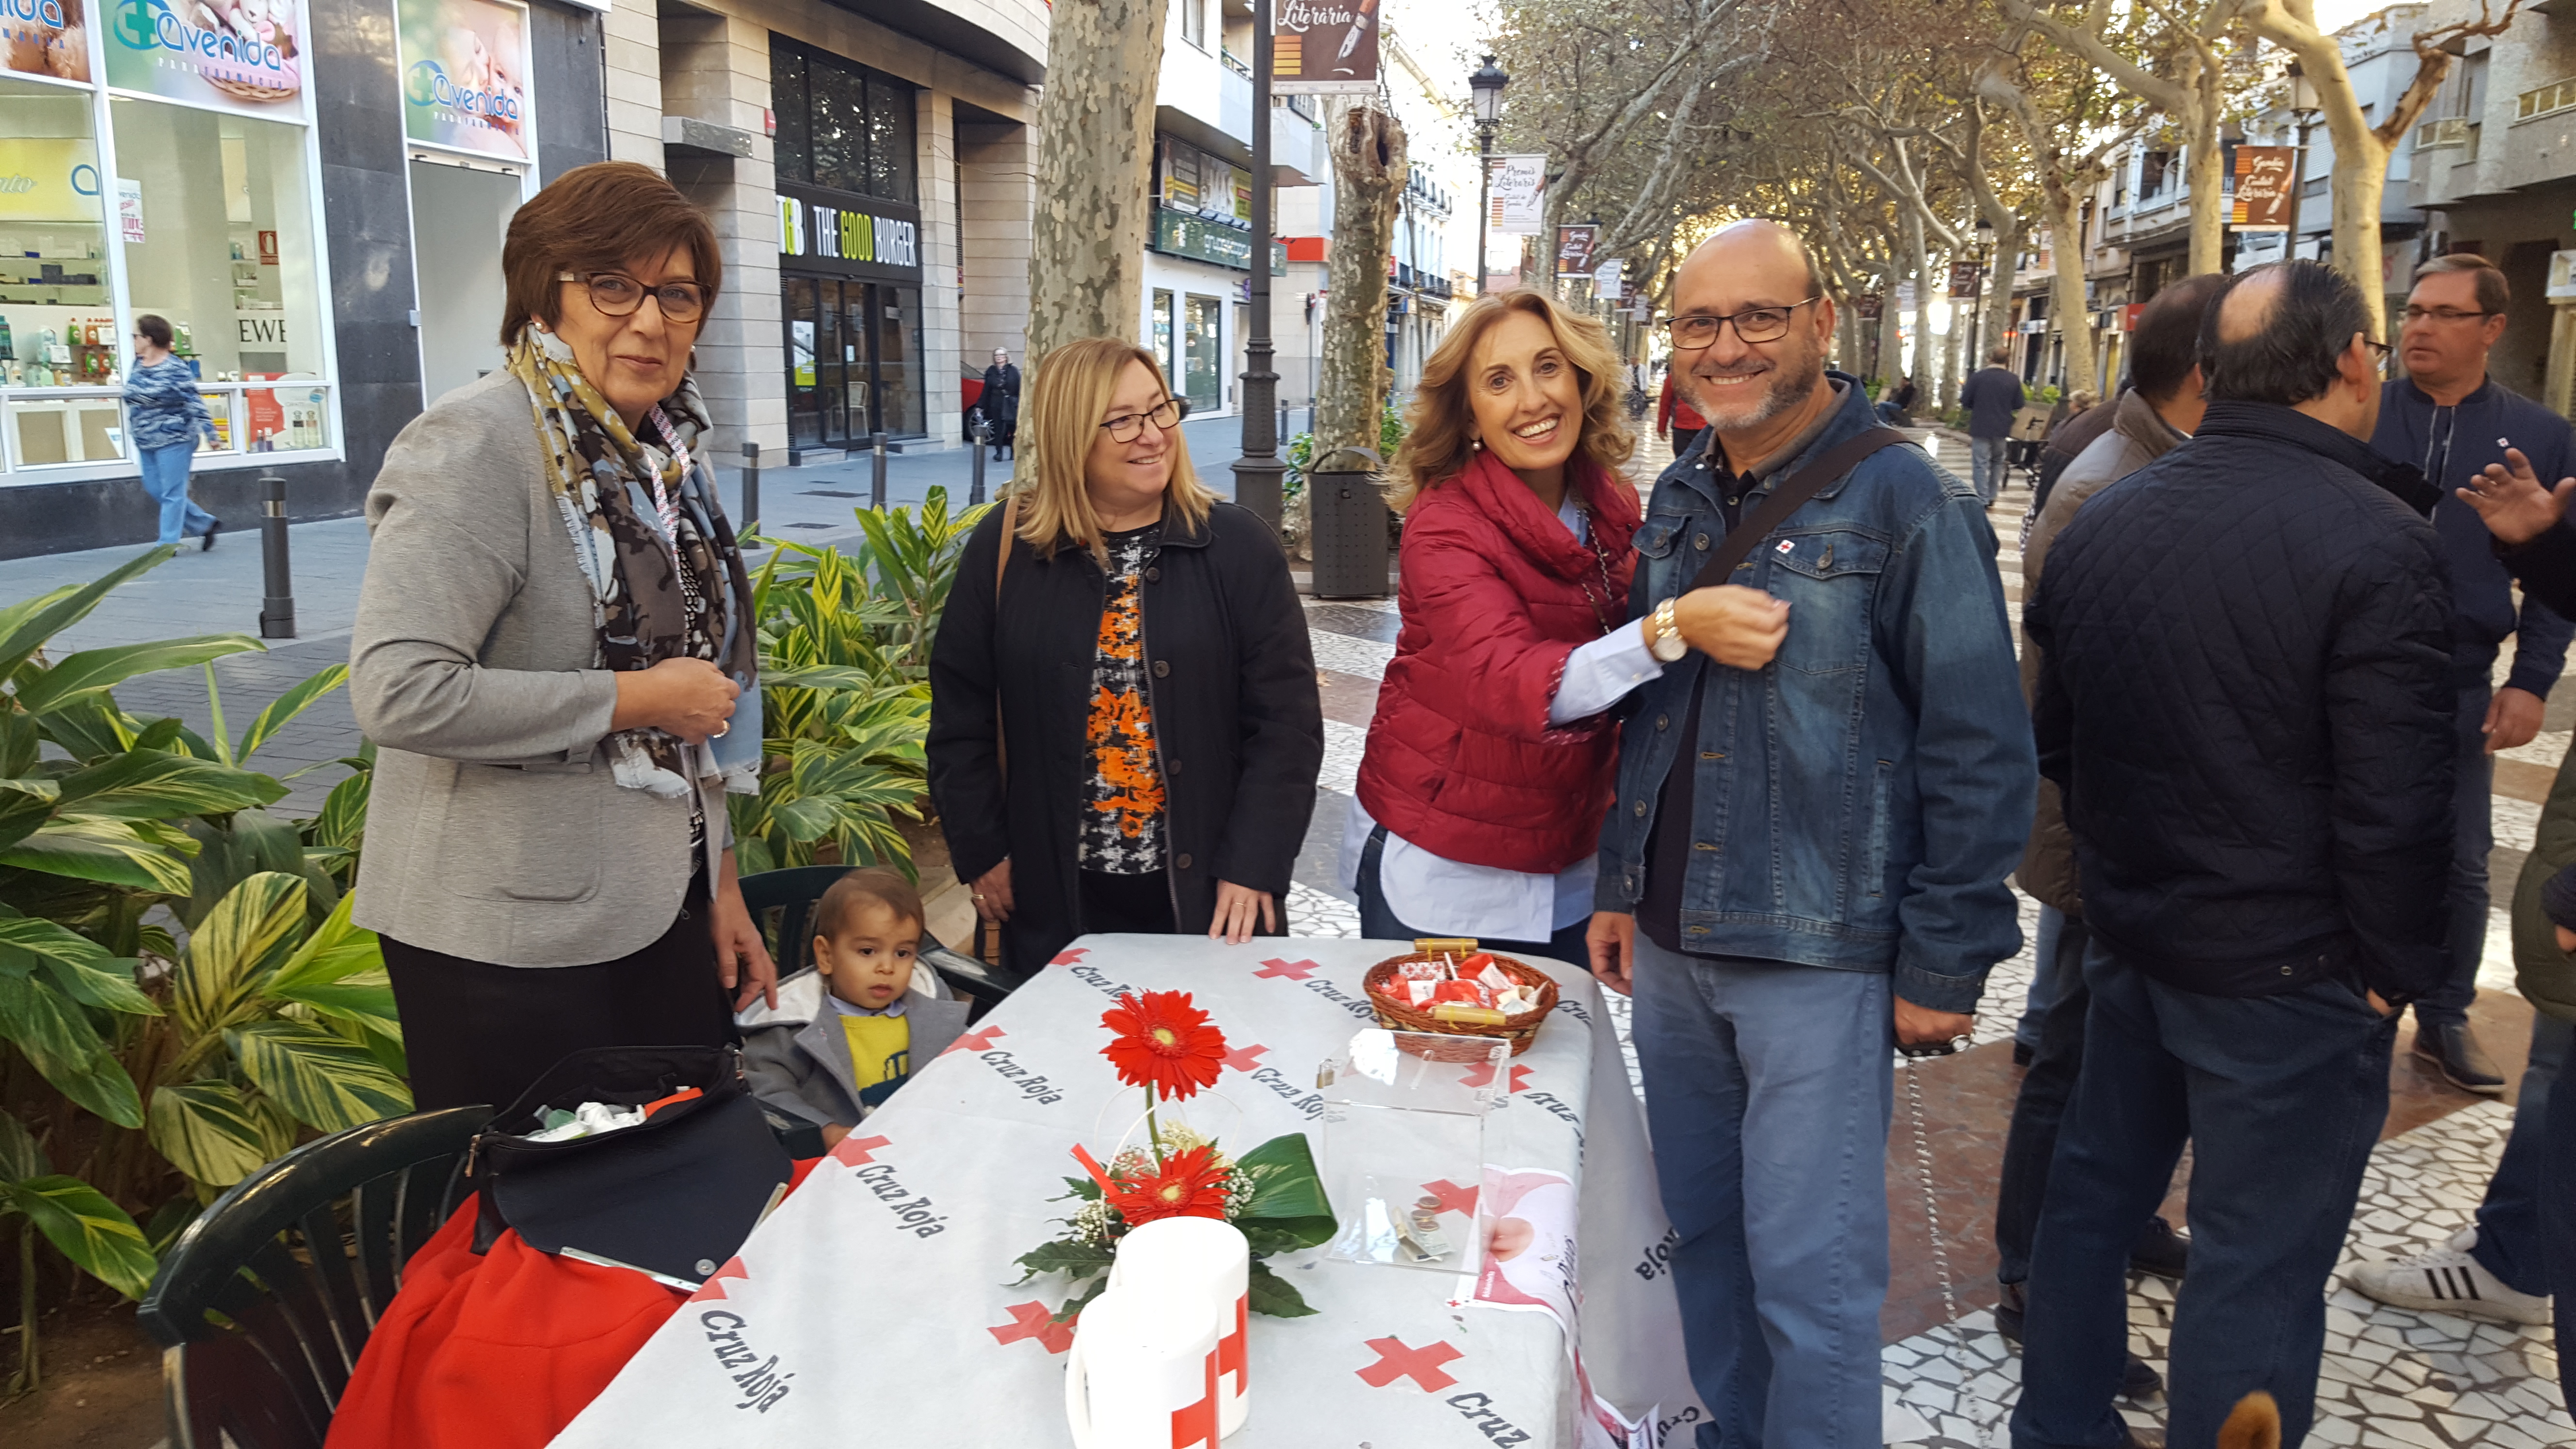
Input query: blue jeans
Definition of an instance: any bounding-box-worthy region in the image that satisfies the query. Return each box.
[2541,1030,2576,1426]
[1969,435,2011,504]
[2013,944,2394,1449]
[1630,935,1892,1449]
[1352,826,1592,966]
[2418,683,2496,1029]
[2469,1010,2573,1293]
[2016,905,2082,1054]
[136,442,215,545]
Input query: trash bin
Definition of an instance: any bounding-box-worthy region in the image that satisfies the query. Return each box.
[1308,446,1389,599]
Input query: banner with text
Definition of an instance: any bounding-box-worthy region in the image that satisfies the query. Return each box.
[106,0,307,120]
[2229,146,2294,231]
[1488,154,1545,237]
[1555,224,1597,277]
[397,0,534,163]
[1272,0,1380,95]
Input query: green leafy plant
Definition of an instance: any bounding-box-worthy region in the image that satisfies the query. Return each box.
[729,488,990,878]
[1,547,397,1390]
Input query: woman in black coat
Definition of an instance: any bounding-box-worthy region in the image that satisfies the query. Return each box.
[929,337,1323,973]
[981,348,1021,460]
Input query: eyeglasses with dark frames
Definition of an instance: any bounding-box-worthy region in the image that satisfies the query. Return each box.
[2400,305,2496,325]
[559,271,708,324]
[2361,338,2395,375]
[1660,296,1824,350]
[1100,397,1187,441]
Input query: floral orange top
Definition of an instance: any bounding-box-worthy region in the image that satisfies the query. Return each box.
[1079,525,1167,873]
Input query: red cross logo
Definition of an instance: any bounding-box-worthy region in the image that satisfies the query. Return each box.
[828,1133,892,1166]
[1418,1178,1480,1217]
[988,1300,1076,1354]
[684,1256,748,1304]
[1223,1043,1270,1073]
[1459,1062,1533,1093]
[942,1025,1007,1058]
[1050,947,1090,966]
[1254,957,1320,981]
[1355,1335,1463,1392]
[1173,1348,1220,1448]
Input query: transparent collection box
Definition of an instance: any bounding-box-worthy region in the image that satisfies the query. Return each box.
[1317,1029,1506,1274]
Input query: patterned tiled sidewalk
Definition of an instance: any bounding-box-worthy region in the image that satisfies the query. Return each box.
[1292,433,2568,1445]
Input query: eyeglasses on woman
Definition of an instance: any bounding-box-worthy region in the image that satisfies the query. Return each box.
[558,271,708,324]
[1100,397,1187,441]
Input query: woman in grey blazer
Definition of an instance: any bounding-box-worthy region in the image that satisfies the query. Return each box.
[350,162,774,1113]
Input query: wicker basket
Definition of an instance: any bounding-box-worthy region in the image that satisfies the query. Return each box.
[1363,952,1559,1059]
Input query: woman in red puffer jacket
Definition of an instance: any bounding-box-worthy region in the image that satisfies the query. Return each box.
[1347,290,1665,963]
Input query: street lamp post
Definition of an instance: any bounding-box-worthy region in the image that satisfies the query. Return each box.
[2283,61,2321,266]
[1970,215,1995,374]
[1231,0,1285,533]
[1470,55,1508,296]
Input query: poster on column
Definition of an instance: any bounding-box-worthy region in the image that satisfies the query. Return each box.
[1488,154,1545,236]
[395,0,532,164]
[104,0,306,118]
[4,0,91,83]
[1272,0,1380,95]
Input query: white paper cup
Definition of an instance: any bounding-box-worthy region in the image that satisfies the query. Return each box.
[1111,1217,1252,1436]
[1063,1285,1224,1449]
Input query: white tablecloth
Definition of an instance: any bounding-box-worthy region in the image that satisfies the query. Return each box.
[551,934,1706,1447]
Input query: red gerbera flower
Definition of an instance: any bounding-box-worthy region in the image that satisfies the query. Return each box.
[1106,1143,1233,1226]
[1100,991,1227,1102]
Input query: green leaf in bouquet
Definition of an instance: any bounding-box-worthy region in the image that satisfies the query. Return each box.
[1011,1236,1116,1285]
[1232,1132,1334,1251]
[1049,1272,1111,1323]
[1246,1259,1318,1319]
[1059,1175,1103,1202]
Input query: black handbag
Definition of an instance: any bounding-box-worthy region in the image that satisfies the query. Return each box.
[467,1044,793,1285]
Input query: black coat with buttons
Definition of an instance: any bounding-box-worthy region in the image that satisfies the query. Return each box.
[929,498,1323,973]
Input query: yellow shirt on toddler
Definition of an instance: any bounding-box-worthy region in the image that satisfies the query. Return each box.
[839,1007,913,1102]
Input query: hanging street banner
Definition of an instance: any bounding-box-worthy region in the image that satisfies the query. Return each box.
[1593,258,1623,301]
[1948,259,1981,298]
[1272,0,1380,96]
[1855,291,1884,321]
[2229,146,2295,231]
[1554,224,1598,278]
[398,0,534,163]
[1488,154,1546,237]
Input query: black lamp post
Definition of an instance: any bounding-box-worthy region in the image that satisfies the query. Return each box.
[1231,0,1285,533]
[1470,55,1508,295]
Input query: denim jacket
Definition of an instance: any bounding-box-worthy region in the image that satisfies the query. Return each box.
[1594,372,2037,1013]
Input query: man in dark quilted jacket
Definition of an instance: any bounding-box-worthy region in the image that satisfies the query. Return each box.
[2012,259,2454,1449]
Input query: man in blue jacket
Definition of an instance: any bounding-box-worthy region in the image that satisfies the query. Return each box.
[1588,220,2035,1449]
[1961,344,2027,506]
[2014,260,2453,1449]
[2370,252,2573,1096]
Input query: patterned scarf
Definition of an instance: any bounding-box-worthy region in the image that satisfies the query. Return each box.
[506,326,759,798]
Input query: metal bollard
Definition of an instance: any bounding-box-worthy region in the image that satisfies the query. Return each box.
[257,471,295,639]
[870,430,888,509]
[968,419,989,505]
[740,440,762,547]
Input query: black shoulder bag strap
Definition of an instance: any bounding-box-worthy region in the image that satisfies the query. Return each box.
[1684,427,1913,593]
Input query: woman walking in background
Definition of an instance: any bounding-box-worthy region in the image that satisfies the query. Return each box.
[1345,290,1652,964]
[350,161,771,1113]
[929,337,1321,973]
[124,314,221,548]
[982,347,1021,460]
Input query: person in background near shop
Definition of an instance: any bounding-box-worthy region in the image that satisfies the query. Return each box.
[1991,271,2227,1398]
[1345,290,1647,966]
[124,315,222,550]
[350,161,773,1113]
[2334,253,2575,1327]
[928,338,1321,973]
[1589,220,2035,1449]
[2360,254,2574,1099]
[1656,364,1707,461]
[1960,343,2026,507]
[2014,260,2451,1449]
[982,347,1020,461]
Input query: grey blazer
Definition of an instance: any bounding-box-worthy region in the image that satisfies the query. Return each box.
[349,370,725,967]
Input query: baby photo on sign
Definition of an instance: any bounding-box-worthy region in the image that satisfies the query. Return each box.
[400,0,530,162]
[3,0,90,83]
[1473,1166,1660,1449]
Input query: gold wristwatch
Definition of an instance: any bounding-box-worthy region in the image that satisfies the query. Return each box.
[1647,597,1687,663]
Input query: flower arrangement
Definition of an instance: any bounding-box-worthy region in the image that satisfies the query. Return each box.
[1013,991,1335,1320]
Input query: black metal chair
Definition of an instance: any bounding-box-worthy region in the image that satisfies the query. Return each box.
[137,1105,492,1449]
[736,863,1029,1018]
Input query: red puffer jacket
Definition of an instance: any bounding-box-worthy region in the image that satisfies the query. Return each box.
[1354,449,1642,875]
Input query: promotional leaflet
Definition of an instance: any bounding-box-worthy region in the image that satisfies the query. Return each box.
[3,0,91,83]
[396,0,532,163]
[105,0,307,118]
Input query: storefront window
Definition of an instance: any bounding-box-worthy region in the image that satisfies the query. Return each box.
[772,40,918,207]
[0,79,120,467]
[1153,290,1175,388]
[1183,295,1219,414]
[877,285,922,437]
